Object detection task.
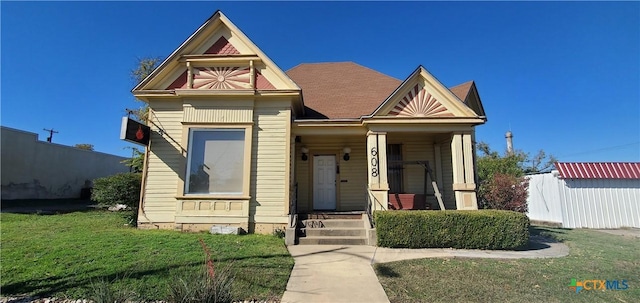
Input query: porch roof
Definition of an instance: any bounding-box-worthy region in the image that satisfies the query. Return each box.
[286,62,476,120]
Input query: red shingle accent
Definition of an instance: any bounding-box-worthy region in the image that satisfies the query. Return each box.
[256,71,275,89]
[205,36,240,55]
[555,162,640,179]
[166,71,187,89]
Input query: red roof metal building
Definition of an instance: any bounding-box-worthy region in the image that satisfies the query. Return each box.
[555,162,640,179]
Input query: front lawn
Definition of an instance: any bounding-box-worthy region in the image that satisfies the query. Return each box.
[375,227,640,303]
[1,211,294,301]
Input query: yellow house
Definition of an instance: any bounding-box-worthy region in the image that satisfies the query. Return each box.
[132,11,486,242]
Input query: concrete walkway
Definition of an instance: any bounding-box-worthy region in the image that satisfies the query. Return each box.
[280,236,568,303]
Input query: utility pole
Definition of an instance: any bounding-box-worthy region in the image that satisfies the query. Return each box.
[43,128,59,143]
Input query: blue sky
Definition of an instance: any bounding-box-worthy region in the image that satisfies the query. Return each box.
[2,1,639,162]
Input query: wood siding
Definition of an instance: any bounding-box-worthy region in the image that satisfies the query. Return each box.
[183,105,253,123]
[250,100,291,224]
[142,99,291,226]
[142,100,185,223]
[387,134,460,209]
[387,135,438,207]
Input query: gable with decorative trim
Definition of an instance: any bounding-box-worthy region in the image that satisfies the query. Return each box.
[133,11,299,95]
[372,66,480,119]
[389,83,454,117]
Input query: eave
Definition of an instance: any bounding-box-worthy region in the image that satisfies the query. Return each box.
[133,89,301,102]
[292,121,366,136]
[362,117,487,125]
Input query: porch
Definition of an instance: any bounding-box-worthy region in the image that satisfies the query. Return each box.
[289,130,478,215]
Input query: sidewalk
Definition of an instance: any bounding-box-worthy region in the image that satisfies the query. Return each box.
[280,236,568,303]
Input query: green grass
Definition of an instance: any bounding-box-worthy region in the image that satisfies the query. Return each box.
[1,211,294,301]
[374,227,640,303]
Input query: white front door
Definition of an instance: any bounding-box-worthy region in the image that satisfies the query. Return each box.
[313,155,337,210]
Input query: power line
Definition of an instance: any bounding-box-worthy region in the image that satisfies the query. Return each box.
[43,128,59,143]
[558,141,640,158]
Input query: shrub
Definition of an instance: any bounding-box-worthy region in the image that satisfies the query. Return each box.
[92,173,142,209]
[479,173,529,213]
[88,278,136,303]
[375,210,530,250]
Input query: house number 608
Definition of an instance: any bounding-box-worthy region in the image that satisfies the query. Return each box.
[370,147,378,177]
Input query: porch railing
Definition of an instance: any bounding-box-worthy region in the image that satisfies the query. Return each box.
[366,185,386,228]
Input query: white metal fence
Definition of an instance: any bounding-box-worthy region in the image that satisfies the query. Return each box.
[527,172,640,229]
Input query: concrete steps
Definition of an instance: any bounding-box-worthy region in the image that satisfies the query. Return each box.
[297,236,368,245]
[299,227,366,237]
[299,219,365,229]
[295,213,370,245]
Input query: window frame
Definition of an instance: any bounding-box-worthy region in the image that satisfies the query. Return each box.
[178,123,252,199]
[387,143,404,193]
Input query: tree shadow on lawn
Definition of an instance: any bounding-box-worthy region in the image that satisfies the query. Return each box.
[1,262,202,298]
[512,226,570,251]
[3,253,292,298]
[529,225,570,241]
[375,264,400,278]
[1,199,102,215]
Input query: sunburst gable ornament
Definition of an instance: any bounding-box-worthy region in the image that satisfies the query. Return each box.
[389,84,454,117]
[192,66,251,89]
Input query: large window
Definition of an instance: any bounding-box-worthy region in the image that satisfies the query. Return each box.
[185,129,245,195]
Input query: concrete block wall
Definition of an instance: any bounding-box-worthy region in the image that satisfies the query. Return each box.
[1,126,129,200]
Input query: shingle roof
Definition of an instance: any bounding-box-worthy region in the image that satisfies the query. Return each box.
[555,162,640,179]
[286,62,402,119]
[287,62,475,119]
[449,80,474,102]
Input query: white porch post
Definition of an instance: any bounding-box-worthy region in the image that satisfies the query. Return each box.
[367,131,389,211]
[451,132,478,210]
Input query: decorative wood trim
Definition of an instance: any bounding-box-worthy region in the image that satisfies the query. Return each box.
[462,133,475,184]
[389,84,454,117]
[363,117,486,123]
[175,89,255,96]
[451,133,465,185]
[452,183,476,190]
[180,54,262,63]
[249,60,255,89]
[192,66,251,89]
[175,215,249,224]
[186,61,193,89]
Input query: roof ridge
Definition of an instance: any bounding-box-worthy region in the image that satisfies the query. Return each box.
[449,80,475,89]
[353,62,402,82]
[286,61,402,81]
